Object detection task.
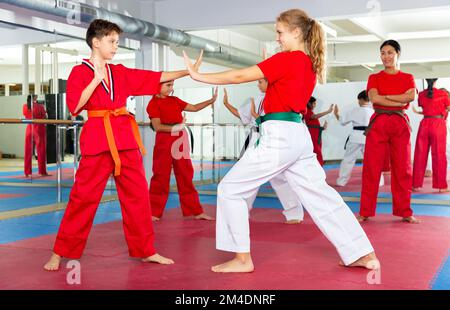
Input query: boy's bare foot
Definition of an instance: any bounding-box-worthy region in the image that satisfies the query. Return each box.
[285,219,302,224]
[412,187,421,192]
[194,213,215,221]
[142,253,174,265]
[402,216,420,224]
[356,215,369,222]
[438,188,450,193]
[340,252,380,270]
[425,170,432,177]
[211,253,254,273]
[152,216,160,222]
[44,253,61,271]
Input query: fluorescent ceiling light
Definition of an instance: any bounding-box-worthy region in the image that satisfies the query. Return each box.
[388,29,450,40]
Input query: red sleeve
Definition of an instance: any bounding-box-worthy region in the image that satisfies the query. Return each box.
[175,97,188,110]
[404,73,416,91]
[418,92,424,107]
[257,52,289,83]
[66,66,89,116]
[118,64,162,96]
[367,74,378,92]
[22,104,28,117]
[146,98,160,119]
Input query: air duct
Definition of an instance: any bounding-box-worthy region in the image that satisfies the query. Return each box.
[0,0,263,66]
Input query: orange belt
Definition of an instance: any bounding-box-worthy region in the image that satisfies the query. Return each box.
[88,107,146,176]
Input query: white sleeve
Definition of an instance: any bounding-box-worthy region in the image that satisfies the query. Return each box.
[339,109,352,126]
[237,98,254,125]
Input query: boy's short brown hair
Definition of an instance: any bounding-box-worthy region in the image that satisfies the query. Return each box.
[86,19,123,49]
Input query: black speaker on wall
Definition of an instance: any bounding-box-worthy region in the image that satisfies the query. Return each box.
[45,93,65,164]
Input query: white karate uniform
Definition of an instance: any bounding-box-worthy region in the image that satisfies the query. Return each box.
[216,118,374,265]
[336,105,384,187]
[237,94,304,221]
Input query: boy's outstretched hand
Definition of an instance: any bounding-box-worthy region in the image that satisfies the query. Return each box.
[211,86,218,103]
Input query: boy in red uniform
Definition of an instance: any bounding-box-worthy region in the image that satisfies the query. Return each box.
[44,19,202,271]
[147,81,217,221]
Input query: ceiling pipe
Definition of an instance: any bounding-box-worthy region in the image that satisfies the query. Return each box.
[0,0,263,66]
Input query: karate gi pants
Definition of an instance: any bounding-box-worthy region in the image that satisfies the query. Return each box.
[413,118,448,189]
[360,114,413,218]
[336,141,385,187]
[216,120,374,266]
[149,130,203,218]
[308,128,324,166]
[246,133,304,221]
[53,149,156,259]
[24,124,47,175]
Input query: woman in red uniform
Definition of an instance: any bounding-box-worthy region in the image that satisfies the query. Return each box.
[23,94,49,177]
[359,40,419,223]
[147,80,217,221]
[412,78,450,192]
[304,96,334,166]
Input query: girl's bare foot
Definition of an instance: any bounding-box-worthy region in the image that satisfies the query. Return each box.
[152,216,160,222]
[340,252,380,270]
[356,215,369,222]
[285,219,302,224]
[402,216,420,224]
[194,213,215,221]
[211,253,254,273]
[44,253,61,271]
[438,188,450,193]
[425,170,432,177]
[142,253,174,265]
[412,187,421,192]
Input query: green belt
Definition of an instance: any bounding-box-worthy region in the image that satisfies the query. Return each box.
[255,112,302,126]
[254,112,303,146]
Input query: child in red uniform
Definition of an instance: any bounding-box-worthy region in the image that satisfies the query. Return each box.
[44,19,202,271]
[304,96,334,166]
[359,40,419,224]
[184,9,379,273]
[23,94,49,177]
[147,80,217,221]
[412,78,450,192]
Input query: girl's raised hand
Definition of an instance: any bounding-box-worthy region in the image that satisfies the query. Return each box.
[183,50,200,80]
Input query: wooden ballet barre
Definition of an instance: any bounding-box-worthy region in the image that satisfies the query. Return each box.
[0,118,245,128]
[0,118,84,125]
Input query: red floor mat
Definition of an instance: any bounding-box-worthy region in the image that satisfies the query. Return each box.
[0,205,448,290]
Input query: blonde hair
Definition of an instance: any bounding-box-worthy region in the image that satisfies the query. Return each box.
[277,9,327,84]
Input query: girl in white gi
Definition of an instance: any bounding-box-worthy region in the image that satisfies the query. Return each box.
[183,9,379,273]
[223,81,304,224]
[334,91,385,187]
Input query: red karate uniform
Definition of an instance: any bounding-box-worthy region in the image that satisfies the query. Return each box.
[360,70,416,218]
[147,96,203,218]
[53,59,162,259]
[412,89,450,189]
[304,107,324,166]
[23,102,48,176]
